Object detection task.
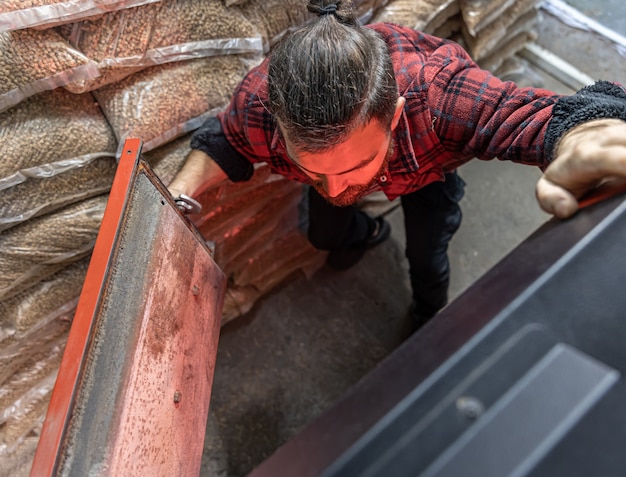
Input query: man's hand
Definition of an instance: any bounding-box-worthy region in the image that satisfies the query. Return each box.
[166,149,228,199]
[536,119,626,218]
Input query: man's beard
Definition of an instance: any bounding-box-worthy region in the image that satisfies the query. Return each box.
[312,178,377,207]
[312,140,393,208]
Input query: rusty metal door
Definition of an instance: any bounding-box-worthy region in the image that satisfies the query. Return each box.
[30,138,226,476]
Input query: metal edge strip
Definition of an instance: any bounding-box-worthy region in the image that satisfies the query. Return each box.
[30,138,144,476]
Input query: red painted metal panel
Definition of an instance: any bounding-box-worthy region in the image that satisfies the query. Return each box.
[31,139,226,476]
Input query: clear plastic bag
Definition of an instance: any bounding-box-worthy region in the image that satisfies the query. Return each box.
[211,188,302,272]
[0,89,117,186]
[142,134,193,186]
[0,433,40,477]
[0,28,99,113]
[0,320,69,460]
[0,0,161,33]
[235,0,313,49]
[0,88,117,233]
[92,53,261,152]
[0,258,88,346]
[462,0,538,60]
[357,0,391,23]
[477,29,538,72]
[460,0,517,37]
[194,174,297,243]
[0,154,116,232]
[370,0,460,34]
[220,285,260,324]
[431,13,464,40]
[0,371,57,457]
[0,195,107,301]
[62,0,264,93]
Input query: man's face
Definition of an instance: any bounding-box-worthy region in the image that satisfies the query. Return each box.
[283,119,395,207]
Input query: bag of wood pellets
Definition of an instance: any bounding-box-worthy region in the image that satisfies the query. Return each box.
[220,193,303,276]
[370,0,459,34]
[235,0,313,49]
[0,88,117,186]
[197,179,303,270]
[431,13,463,40]
[477,29,538,72]
[142,134,192,187]
[355,0,390,23]
[220,236,326,325]
[0,155,116,232]
[0,194,107,302]
[0,432,40,477]
[0,258,88,346]
[234,226,323,291]
[92,53,260,152]
[462,2,538,61]
[0,0,161,32]
[0,28,99,113]
[0,261,80,471]
[0,371,57,460]
[62,0,264,94]
[194,173,296,242]
[0,312,70,463]
[460,0,518,37]
[0,89,117,231]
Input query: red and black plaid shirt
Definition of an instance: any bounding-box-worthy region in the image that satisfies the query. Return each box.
[207,23,563,200]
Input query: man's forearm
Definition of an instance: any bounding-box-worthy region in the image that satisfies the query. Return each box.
[167,149,228,198]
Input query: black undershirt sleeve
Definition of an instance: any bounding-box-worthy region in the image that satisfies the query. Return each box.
[189,116,254,182]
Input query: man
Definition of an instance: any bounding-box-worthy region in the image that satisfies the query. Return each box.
[169,0,626,330]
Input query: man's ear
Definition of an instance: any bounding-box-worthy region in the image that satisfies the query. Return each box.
[391,96,406,130]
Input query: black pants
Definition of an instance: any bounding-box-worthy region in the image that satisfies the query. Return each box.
[307,171,465,318]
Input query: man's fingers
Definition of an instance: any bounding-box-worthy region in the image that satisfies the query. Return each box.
[536,176,580,218]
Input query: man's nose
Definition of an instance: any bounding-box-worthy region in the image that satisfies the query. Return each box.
[322,175,348,197]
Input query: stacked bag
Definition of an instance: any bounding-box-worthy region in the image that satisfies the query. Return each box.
[0,0,545,474]
[459,0,542,72]
[370,0,543,76]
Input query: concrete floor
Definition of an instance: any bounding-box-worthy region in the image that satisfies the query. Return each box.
[200,3,626,476]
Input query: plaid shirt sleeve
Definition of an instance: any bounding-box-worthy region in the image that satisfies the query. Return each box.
[412,32,563,170]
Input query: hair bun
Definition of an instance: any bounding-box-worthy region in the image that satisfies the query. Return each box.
[306,0,356,24]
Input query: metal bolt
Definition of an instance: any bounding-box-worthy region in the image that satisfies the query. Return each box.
[456,396,484,420]
[174,391,182,404]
